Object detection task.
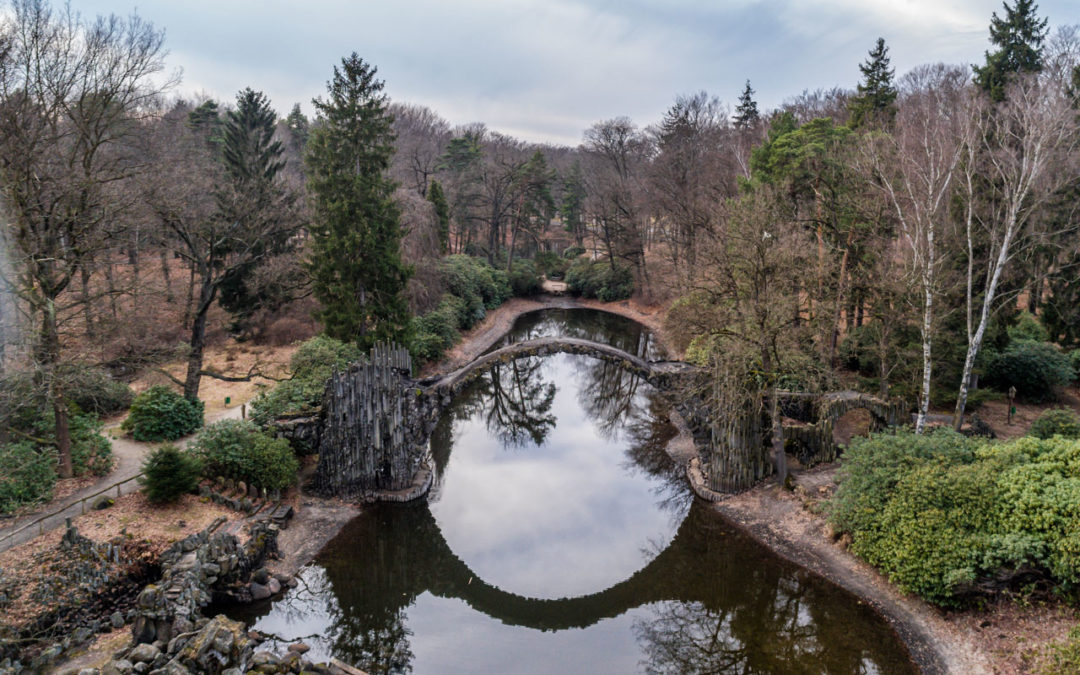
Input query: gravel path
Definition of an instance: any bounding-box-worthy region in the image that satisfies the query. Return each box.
[0,405,244,553]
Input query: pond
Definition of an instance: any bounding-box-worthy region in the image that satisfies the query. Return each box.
[228,308,916,674]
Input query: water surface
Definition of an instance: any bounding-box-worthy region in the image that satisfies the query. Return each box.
[230,310,915,674]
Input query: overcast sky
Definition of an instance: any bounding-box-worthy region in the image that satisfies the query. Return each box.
[74,0,1080,146]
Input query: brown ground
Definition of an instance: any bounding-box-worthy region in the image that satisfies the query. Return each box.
[0,492,240,630]
[967,387,1080,441]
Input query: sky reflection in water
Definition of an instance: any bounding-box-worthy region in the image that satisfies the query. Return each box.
[229,309,915,674]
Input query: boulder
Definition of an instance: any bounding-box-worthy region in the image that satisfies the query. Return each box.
[249,582,271,601]
[129,643,161,664]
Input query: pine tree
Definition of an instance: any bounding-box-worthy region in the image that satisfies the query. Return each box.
[733,80,760,130]
[560,161,586,246]
[973,0,1049,102]
[848,38,898,129]
[305,54,412,349]
[285,103,310,154]
[428,179,450,254]
[217,88,295,328]
[222,88,285,185]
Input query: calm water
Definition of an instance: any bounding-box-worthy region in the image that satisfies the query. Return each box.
[229,311,915,674]
[486,307,666,360]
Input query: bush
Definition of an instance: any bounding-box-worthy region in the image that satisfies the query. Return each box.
[0,441,57,513]
[1028,408,1080,440]
[534,251,569,279]
[508,259,542,296]
[70,413,113,476]
[122,386,204,442]
[985,340,1074,403]
[565,258,634,301]
[140,444,202,504]
[829,430,1080,606]
[1071,349,1080,384]
[249,336,362,426]
[190,419,299,490]
[410,297,461,363]
[441,255,511,316]
[1008,311,1050,343]
[563,245,586,259]
[61,363,134,416]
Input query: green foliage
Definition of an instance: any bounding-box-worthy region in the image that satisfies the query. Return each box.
[250,335,362,425]
[565,258,634,301]
[1041,625,1080,675]
[140,444,202,504]
[189,419,299,490]
[306,54,412,349]
[733,80,760,130]
[1071,349,1080,383]
[508,259,542,296]
[985,340,1074,403]
[534,251,569,279]
[563,245,586,259]
[974,0,1049,101]
[408,256,514,363]
[1008,311,1050,342]
[1028,408,1080,440]
[830,430,1080,606]
[428,179,450,255]
[409,297,461,362]
[68,413,113,476]
[0,441,57,513]
[122,386,204,442]
[61,364,134,416]
[848,37,898,128]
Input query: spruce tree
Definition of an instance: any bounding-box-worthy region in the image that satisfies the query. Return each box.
[973,0,1049,102]
[217,88,294,327]
[285,103,310,154]
[305,54,412,349]
[848,38,898,129]
[428,179,450,254]
[733,80,760,130]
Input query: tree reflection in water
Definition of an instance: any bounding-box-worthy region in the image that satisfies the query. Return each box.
[487,307,665,360]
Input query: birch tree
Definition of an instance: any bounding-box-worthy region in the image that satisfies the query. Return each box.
[953,69,1079,428]
[861,64,968,432]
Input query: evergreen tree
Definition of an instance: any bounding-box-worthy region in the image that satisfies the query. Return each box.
[428,179,450,254]
[221,88,285,185]
[733,80,760,130]
[305,54,412,349]
[848,38,898,128]
[560,161,587,246]
[187,99,224,149]
[285,102,310,154]
[974,0,1049,102]
[217,88,296,329]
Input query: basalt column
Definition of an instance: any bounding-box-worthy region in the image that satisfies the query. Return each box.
[315,343,429,496]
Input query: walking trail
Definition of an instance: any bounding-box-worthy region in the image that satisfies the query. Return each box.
[0,405,244,553]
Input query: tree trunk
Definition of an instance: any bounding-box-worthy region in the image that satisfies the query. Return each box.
[183,276,216,402]
[41,299,73,478]
[161,248,174,303]
[80,263,95,340]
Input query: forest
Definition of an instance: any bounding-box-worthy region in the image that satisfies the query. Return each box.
[2,0,1080,639]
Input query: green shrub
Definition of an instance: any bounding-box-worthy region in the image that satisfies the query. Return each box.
[535,251,569,279]
[985,340,1074,403]
[410,296,461,363]
[70,413,113,476]
[565,258,634,301]
[0,441,57,513]
[190,419,299,490]
[60,363,134,416]
[122,386,204,442]
[140,444,202,504]
[830,431,1080,606]
[441,255,511,317]
[508,259,542,296]
[1008,311,1050,343]
[1070,349,1080,384]
[563,245,586,259]
[249,336,363,426]
[1028,408,1080,440]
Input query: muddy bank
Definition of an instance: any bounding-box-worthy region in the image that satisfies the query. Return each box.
[713,467,993,674]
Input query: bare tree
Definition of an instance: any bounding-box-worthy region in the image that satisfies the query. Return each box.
[0,0,172,476]
[953,68,1080,428]
[389,103,451,198]
[860,63,969,432]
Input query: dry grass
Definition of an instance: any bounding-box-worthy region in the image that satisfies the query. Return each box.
[945,601,1080,674]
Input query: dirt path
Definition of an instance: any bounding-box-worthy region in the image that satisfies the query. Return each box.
[0,405,244,553]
